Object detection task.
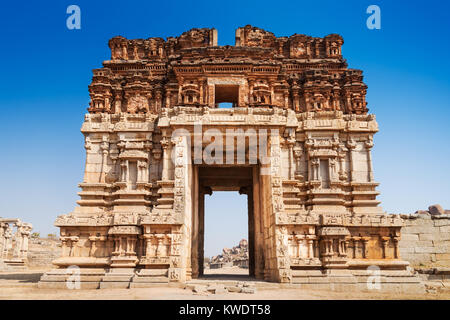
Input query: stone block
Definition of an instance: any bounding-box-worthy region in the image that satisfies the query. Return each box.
[438,233,450,241]
[414,246,435,254]
[225,286,242,293]
[399,248,415,255]
[434,219,450,227]
[192,285,208,293]
[99,281,130,289]
[207,284,227,294]
[130,283,171,288]
[418,234,435,241]
[38,281,100,289]
[405,254,433,265]
[403,226,435,234]
[436,253,450,261]
[399,240,419,248]
[401,234,419,241]
[241,287,256,294]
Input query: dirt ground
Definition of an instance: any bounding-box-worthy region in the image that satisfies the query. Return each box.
[1,267,449,300]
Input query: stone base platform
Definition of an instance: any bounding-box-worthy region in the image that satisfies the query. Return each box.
[290,268,424,294]
[38,268,171,289]
[38,268,106,289]
[130,269,169,288]
[38,267,425,293]
[0,259,26,271]
[416,267,450,282]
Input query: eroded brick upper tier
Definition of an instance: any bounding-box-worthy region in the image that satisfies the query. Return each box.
[88,25,368,115]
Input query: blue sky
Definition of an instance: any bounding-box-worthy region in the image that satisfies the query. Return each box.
[0,1,449,256]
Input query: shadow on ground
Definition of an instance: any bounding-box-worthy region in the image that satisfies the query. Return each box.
[198,274,261,281]
[0,273,43,283]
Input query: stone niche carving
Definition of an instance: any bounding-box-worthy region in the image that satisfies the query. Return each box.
[140,226,172,265]
[38,26,422,292]
[127,94,149,114]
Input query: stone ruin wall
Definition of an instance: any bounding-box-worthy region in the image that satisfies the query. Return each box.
[399,205,450,269]
[27,238,61,267]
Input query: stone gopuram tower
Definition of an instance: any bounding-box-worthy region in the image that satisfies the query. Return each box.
[39,26,423,291]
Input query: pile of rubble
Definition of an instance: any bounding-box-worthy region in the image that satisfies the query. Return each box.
[209,239,248,268]
[186,282,256,295]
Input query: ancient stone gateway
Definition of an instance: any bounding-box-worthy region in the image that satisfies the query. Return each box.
[39,26,423,291]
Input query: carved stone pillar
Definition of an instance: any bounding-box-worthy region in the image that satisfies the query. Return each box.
[292,92,299,112]
[67,237,79,257]
[89,236,98,257]
[293,145,303,180]
[19,225,31,259]
[12,229,22,258]
[100,140,109,183]
[381,236,390,259]
[61,238,69,257]
[361,237,370,259]
[114,92,122,113]
[365,138,374,182]
[137,160,148,183]
[392,237,400,259]
[307,239,314,259]
[144,235,153,257]
[329,158,337,182]
[311,158,320,181]
[3,226,12,259]
[0,223,5,257]
[120,160,128,182]
[294,235,303,258]
[313,239,319,258]
[347,139,356,182]
[287,140,295,180]
[155,90,162,113]
[338,147,348,181]
[161,136,172,181]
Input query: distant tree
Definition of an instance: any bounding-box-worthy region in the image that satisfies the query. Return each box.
[47,233,57,239]
[31,232,40,239]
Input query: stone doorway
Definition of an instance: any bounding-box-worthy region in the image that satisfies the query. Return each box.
[203,191,249,279]
[191,166,262,279]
